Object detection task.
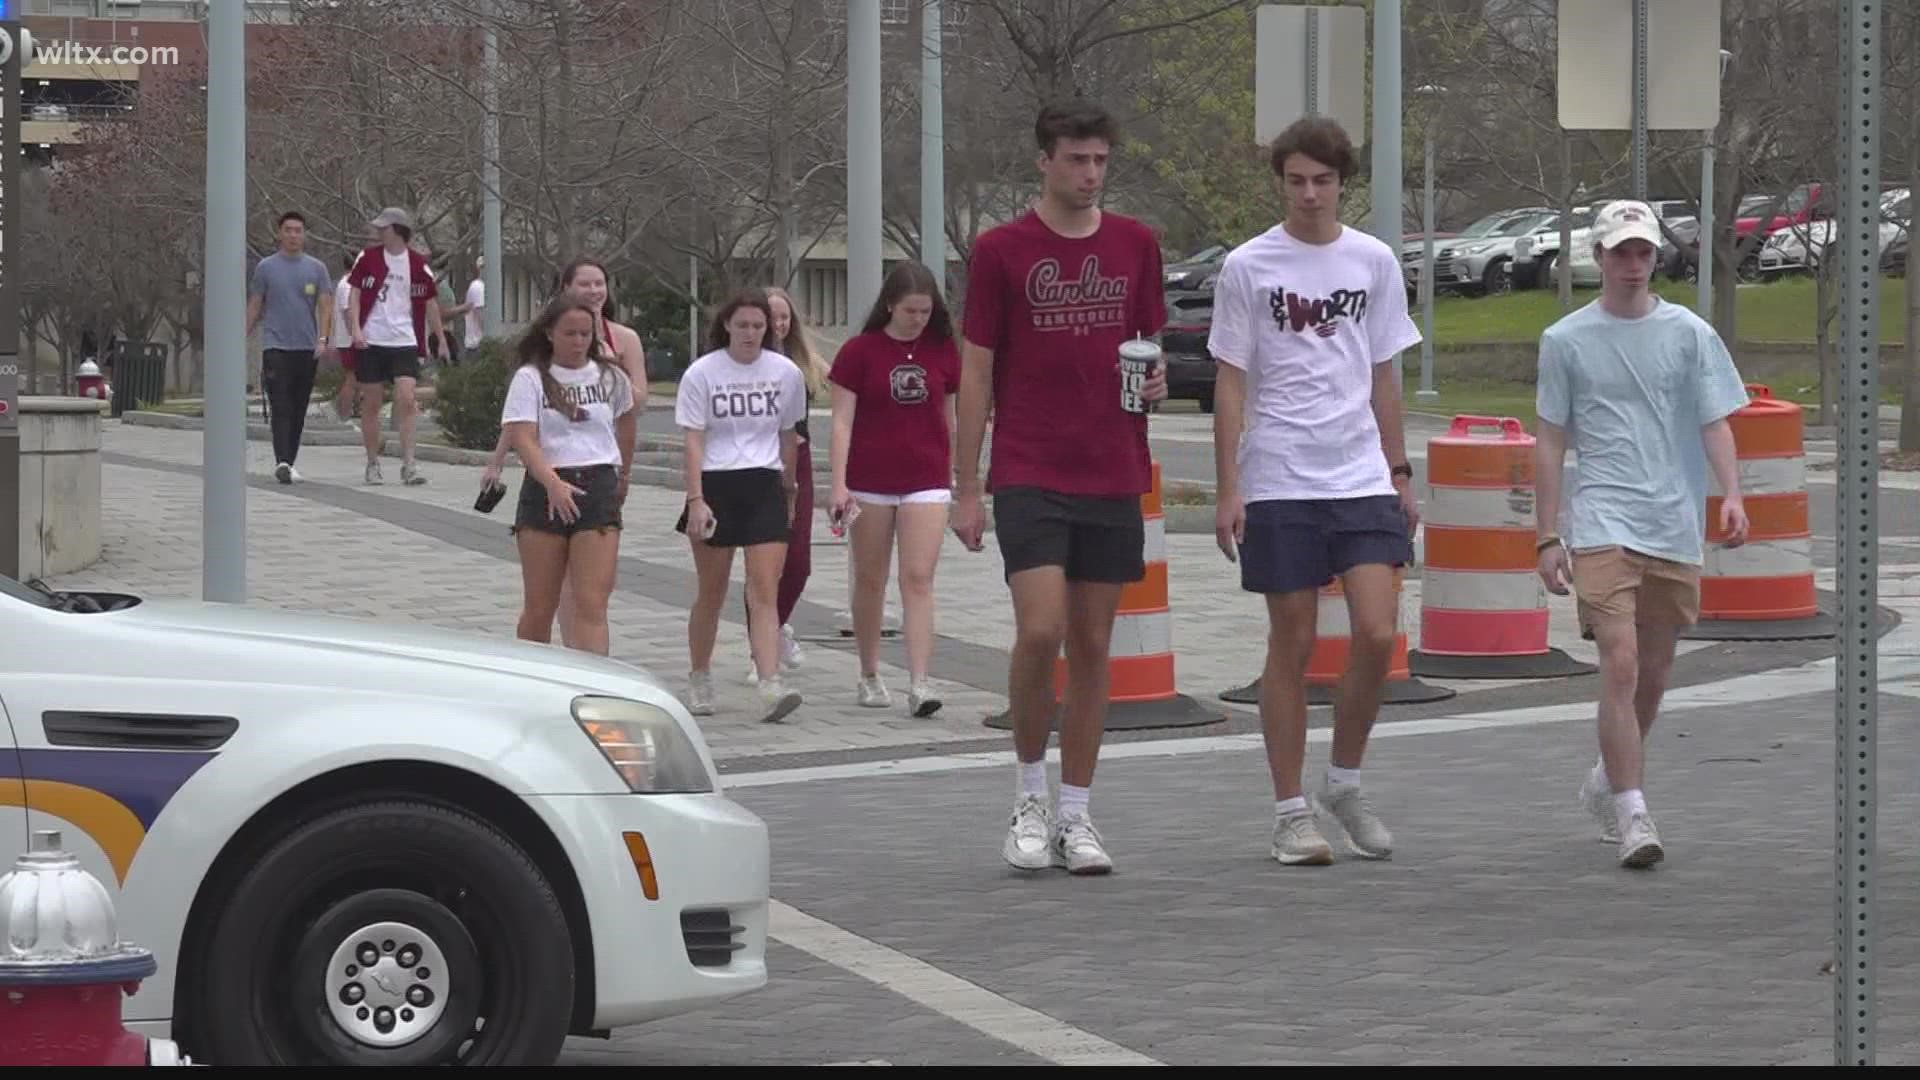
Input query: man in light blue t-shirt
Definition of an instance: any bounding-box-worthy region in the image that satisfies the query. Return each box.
[1534,198,1751,872]
[247,210,334,484]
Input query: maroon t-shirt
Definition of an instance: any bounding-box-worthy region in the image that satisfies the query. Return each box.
[961,209,1166,497]
[830,329,961,495]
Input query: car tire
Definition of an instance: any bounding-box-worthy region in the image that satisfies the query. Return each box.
[188,799,575,1066]
[1480,259,1510,295]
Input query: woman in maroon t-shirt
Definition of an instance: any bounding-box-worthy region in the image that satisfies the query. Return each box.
[828,261,961,718]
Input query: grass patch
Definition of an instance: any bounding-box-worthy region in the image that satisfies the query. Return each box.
[1430,275,1910,346]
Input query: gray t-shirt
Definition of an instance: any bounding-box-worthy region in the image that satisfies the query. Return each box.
[249,251,332,351]
[1535,296,1751,566]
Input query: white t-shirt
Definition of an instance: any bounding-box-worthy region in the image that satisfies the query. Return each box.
[363,249,416,348]
[674,348,807,472]
[464,279,485,348]
[331,277,354,347]
[500,361,635,469]
[1206,223,1422,502]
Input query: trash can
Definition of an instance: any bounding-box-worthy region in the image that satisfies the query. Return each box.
[109,342,167,418]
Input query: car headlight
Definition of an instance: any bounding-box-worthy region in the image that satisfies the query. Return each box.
[572,696,713,794]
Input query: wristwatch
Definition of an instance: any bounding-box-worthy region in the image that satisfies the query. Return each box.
[1390,462,1413,481]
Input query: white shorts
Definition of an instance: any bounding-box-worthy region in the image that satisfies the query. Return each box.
[851,488,952,507]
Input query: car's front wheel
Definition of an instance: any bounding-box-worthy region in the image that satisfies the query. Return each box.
[189,799,576,1066]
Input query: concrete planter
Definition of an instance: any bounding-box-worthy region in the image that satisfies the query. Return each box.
[18,397,109,578]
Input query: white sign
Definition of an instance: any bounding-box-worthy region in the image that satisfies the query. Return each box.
[1254,4,1367,146]
[1557,0,1723,130]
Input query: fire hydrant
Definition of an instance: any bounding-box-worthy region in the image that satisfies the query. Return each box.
[0,830,190,1065]
[75,359,111,402]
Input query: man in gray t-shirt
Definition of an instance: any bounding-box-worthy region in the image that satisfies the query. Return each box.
[247,210,334,483]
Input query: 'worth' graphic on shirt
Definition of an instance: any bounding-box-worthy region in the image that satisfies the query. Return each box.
[1268,285,1370,339]
[1025,255,1131,336]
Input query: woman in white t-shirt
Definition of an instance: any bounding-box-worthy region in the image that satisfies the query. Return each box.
[500,291,637,657]
[674,289,808,723]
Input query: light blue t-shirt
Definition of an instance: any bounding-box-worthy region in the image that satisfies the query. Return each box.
[1535,296,1750,566]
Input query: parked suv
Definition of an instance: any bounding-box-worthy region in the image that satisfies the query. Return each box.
[1405,207,1555,296]
[1158,288,1217,412]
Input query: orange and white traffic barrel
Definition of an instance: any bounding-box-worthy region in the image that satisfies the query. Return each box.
[1408,415,1594,679]
[1220,567,1456,707]
[986,461,1222,732]
[1685,384,1837,641]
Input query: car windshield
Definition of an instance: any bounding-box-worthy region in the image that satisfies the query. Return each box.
[0,575,56,609]
[1460,211,1530,238]
[1496,213,1553,236]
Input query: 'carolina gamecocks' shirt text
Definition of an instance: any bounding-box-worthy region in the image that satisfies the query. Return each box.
[961,209,1165,497]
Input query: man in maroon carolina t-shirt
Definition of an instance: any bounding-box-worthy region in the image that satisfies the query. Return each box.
[952,98,1168,881]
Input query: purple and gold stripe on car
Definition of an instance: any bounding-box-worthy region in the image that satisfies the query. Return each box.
[0,749,216,883]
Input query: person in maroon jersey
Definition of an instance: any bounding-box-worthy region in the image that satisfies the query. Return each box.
[827,260,961,720]
[951,98,1169,876]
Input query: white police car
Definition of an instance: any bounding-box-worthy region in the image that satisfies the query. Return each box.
[0,574,768,1065]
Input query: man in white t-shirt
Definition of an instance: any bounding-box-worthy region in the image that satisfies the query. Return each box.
[1207,116,1423,868]
[465,257,486,351]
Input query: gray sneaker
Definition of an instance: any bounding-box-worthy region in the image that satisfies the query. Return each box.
[1271,810,1333,866]
[1318,783,1393,860]
[1580,769,1620,844]
[401,461,426,486]
[685,672,715,717]
[364,460,384,485]
[908,679,942,718]
[1618,811,1665,869]
[856,674,891,708]
[758,676,802,724]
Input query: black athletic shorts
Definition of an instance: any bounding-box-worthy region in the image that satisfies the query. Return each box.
[513,464,623,536]
[356,343,422,384]
[992,486,1145,584]
[676,467,790,548]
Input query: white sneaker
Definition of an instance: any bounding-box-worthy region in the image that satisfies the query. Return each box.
[1051,814,1114,875]
[1580,770,1619,844]
[1318,783,1393,859]
[287,464,304,483]
[1002,794,1052,871]
[1271,810,1334,866]
[365,460,384,485]
[401,461,427,486]
[757,676,802,724]
[685,672,715,717]
[779,624,803,671]
[908,680,942,718]
[1618,811,1665,869]
[856,675,891,708]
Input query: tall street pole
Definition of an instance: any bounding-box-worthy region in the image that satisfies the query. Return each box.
[481,0,503,340]
[202,0,246,603]
[848,0,883,322]
[921,0,945,282]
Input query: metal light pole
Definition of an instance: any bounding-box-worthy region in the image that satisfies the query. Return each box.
[1418,125,1436,399]
[1630,0,1649,199]
[847,0,883,321]
[1370,0,1404,384]
[202,0,246,603]
[921,0,945,281]
[1833,2,1881,1064]
[1697,48,1730,321]
[481,0,502,340]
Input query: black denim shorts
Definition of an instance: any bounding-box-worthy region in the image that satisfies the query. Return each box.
[513,464,623,536]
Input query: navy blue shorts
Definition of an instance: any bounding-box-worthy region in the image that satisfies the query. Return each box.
[1238,495,1414,595]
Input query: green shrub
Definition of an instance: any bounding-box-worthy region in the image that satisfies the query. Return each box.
[432,337,515,450]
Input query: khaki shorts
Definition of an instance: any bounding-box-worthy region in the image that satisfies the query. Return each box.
[1570,545,1701,636]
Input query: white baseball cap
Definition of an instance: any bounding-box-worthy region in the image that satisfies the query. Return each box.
[1593,199,1663,250]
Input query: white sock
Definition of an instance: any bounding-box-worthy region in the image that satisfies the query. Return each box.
[1018,761,1048,799]
[1327,765,1362,789]
[1613,789,1648,832]
[1275,795,1310,818]
[1058,783,1090,821]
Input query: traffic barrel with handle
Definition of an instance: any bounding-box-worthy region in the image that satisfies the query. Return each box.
[1408,415,1595,679]
[1683,383,1837,641]
[987,461,1223,731]
[1221,565,1456,706]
